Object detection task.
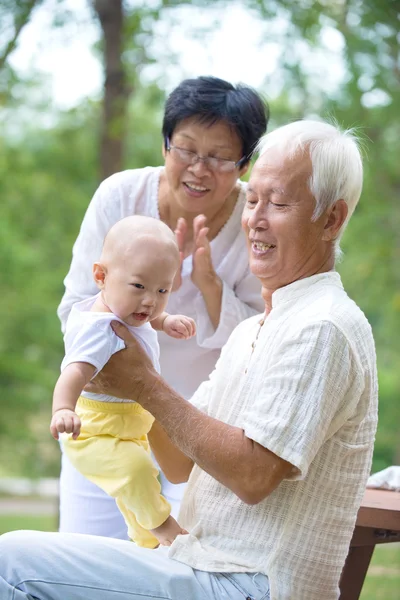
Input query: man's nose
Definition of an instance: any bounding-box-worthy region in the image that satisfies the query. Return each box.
[246,205,268,232]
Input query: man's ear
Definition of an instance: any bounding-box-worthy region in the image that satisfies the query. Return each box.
[162,141,167,160]
[322,199,348,242]
[93,262,107,289]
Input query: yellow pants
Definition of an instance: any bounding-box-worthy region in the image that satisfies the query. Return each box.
[63,397,171,548]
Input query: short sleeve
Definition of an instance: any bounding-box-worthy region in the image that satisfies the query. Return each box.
[61,321,125,377]
[242,320,363,480]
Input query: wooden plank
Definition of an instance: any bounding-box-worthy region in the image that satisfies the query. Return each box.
[340,489,400,599]
[350,525,400,547]
[356,489,400,530]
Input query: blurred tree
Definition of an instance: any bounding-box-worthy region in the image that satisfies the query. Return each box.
[93,0,127,179]
[0,0,41,69]
[91,0,228,179]
[0,0,398,476]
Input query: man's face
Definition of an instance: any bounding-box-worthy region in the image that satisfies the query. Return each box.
[242,147,331,292]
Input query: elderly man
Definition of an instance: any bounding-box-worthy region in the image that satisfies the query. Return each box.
[0,120,377,600]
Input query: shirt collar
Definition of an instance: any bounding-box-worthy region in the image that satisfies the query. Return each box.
[271,271,343,308]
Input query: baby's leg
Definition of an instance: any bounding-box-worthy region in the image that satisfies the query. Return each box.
[115,442,187,547]
[64,434,185,547]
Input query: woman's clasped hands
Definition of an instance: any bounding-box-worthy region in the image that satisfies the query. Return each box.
[173,214,220,293]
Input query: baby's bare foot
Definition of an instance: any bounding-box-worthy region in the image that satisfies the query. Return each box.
[150,515,188,546]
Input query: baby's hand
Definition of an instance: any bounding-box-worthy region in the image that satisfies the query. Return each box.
[163,315,196,340]
[50,409,81,441]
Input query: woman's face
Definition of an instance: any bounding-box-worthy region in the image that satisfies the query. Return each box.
[163,117,248,216]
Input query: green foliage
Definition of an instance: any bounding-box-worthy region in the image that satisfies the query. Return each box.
[0,0,398,476]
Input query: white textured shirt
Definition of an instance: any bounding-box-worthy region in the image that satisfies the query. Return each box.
[62,294,160,403]
[170,272,378,600]
[57,166,264,400]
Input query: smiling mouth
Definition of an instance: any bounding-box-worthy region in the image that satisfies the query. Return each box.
[252,241,276,252]
[183,182,210,193]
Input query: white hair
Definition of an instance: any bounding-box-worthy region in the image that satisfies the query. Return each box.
[257,119,364,259]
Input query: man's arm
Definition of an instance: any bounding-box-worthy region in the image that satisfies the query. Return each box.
[148,420,194,484]
[89,323,293,504]
[142,374,292,504]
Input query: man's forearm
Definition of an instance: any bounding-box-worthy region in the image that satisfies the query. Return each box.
[148,420,193,484]
[140,375,288,504]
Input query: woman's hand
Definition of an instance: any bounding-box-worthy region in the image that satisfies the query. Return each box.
[191,214,220,292]
[85,322,159,402]
[173,215,223,329]
[174,215,220,292]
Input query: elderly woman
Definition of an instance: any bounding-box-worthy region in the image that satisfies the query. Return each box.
[57,75,268,537]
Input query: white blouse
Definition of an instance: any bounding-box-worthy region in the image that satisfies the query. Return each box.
[170,272,378,600]
[57,166,264,399]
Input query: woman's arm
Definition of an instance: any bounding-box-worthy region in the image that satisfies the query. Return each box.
[194,271,264,349]
[186,214,264,340]
[57,181,116,331]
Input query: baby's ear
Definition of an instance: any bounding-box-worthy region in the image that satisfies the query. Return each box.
[93,262,107,288]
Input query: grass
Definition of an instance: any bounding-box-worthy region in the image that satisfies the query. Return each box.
[360,543,400,600]
[0,513,57,534]
[0,514,398,598]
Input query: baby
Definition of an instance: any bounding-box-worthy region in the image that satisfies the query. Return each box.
[50,215,195,548]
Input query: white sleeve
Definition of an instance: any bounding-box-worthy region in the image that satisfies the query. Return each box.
[195,271,264,349]
[241,320,364,480]
[189,323,242,413]
[57,178,127,333]
[61,321,125,377]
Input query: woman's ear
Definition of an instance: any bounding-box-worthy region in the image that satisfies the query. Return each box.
[322,199,348,242]
[93,262,107,289]
[238,162,250,179]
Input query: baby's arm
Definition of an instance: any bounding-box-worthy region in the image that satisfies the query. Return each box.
[151,312,196,340]
[50,362,96,440]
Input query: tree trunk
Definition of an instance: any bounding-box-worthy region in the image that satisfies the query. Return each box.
[93,0,130,180]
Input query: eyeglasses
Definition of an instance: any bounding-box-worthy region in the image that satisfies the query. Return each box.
[165,138,247,173]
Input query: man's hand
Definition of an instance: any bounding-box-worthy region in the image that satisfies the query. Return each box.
[50,409,81,440]
[163,315,196,339]
[84,322,159,402]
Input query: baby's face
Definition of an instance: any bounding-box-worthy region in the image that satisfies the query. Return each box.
[101,248,178,327]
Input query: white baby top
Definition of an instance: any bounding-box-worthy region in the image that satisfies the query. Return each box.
[170,272,378,600]
[57,166,264,400]
[62,294,160,403]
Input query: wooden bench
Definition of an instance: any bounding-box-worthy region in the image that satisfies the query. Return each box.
[339,488,400,599]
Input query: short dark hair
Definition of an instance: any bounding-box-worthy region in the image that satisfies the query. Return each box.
[162,76,269,165]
